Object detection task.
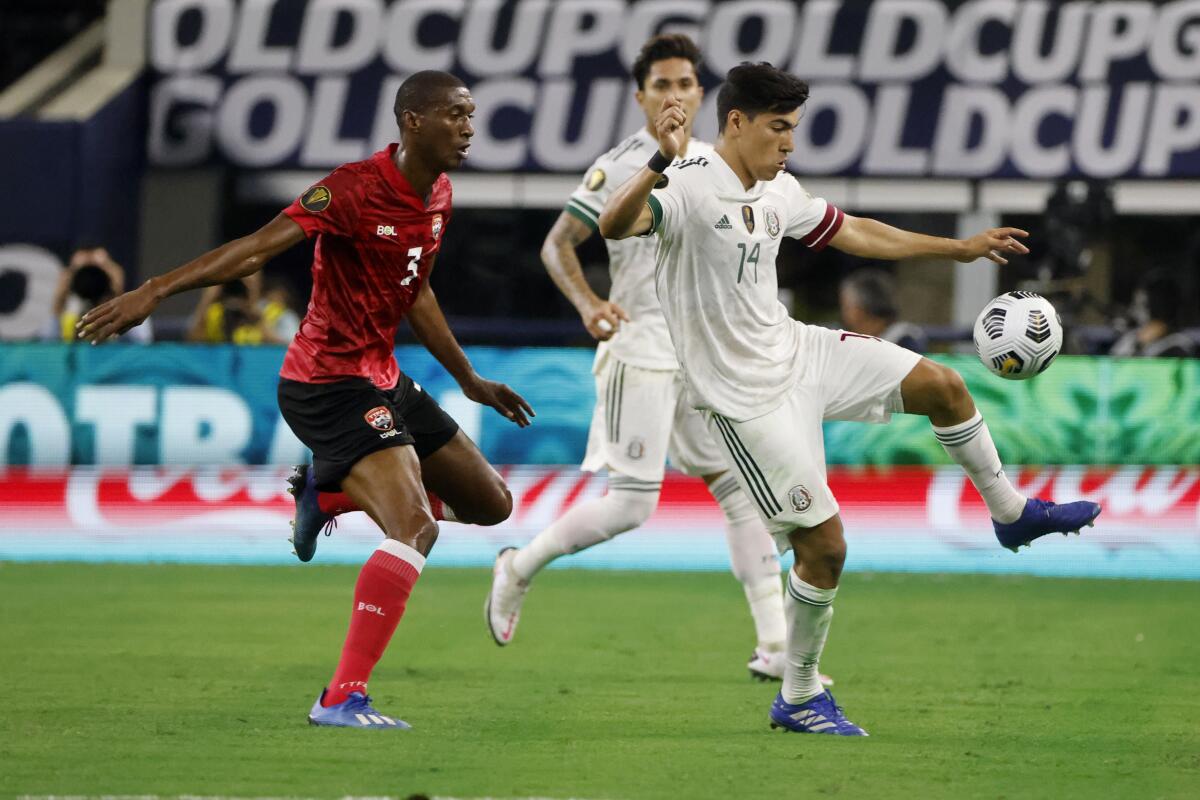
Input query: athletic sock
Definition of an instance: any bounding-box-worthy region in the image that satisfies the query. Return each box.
[782,570,836,705]
[711,473,785,650]
[745,578,787,652]
[323,539,424,706]
[932,410,1026,524]
[510,481,660,581]
[317,489,456,522]
[317,490,355,515]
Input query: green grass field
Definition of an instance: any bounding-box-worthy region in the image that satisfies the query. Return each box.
[1,563,1197,799]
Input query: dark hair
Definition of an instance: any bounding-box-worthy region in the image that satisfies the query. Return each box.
[716,62,809,133]
[394,70,466,122]
[69,265,112,304]
[219,279,250,301]
[631,34,701,90]
[843,269,897,321]
[1141,270,1181,327]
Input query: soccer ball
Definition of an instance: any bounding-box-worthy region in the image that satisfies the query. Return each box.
[973,292,1063,380]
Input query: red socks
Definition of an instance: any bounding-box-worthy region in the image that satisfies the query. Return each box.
[318,489,451,521]
[323,540,425,706]
[317,490,355,515]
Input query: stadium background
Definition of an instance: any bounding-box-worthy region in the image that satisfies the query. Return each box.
[0,2,1198,797]
[2,0,1198,577]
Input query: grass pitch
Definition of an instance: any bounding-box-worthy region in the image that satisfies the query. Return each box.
[1,563,1197,799]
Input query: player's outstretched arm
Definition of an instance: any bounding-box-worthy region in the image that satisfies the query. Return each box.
[407,274,535,427]
[599,95,687,240]
[77,214,305,344]
[829,215,1029,265]
[541,211,628,340]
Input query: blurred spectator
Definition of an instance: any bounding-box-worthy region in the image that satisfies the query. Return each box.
[258,281,301,343]
[42,246,153,343]
[188,276,294,344]
[839,269,926,353]
[1109,271,1196,358]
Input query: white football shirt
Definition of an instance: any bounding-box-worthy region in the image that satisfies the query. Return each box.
[567,129,714,371]
[648,151,844,420]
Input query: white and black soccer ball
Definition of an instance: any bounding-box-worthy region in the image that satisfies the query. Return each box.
[973,292,1063,380]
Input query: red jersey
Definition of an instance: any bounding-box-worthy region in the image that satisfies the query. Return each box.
[279,143,452,388]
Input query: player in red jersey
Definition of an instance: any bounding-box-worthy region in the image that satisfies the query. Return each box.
[77,71,534,729]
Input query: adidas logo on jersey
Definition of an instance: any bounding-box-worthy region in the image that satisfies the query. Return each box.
[714,215,732,229]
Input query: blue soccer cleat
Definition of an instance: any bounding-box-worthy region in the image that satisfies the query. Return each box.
[286,464,336,563]
[993,498,1102,553]
[307,690,411,729]
[768,690,868,736]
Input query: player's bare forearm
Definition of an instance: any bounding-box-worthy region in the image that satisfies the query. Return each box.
[408,281,477,386]
[145,214,304,302]
[541,212,599,311]
[77,214,305,343]
[829,216,964,261]
[408,280,536,426]
[598,169,658,239]
[830,216,1029,265]
[542,213,629,339]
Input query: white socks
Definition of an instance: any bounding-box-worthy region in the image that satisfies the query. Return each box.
[710,473,786,651]
[509,479,660,581]
[782,570,836,704]
[932,410,1027,524]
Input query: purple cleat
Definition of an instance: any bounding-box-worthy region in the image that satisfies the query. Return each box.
[768,690,868,736]
[308,690,410,729]
[993,498,1102,553]
[286,464,336,563]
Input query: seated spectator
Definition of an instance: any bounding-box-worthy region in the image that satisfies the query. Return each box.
[43,246,153,343]
[1109,270,1196,358]
[839,269,926,353]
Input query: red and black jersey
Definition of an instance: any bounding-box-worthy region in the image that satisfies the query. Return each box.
[280,143,452,388]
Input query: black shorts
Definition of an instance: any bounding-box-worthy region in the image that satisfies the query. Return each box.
[278,373,459,491]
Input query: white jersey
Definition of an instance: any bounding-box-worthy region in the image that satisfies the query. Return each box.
[566,129,715,372]
[649,151,845,420]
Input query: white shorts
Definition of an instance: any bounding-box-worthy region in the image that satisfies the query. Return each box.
[582,357,727,483]
[702,325,923,547]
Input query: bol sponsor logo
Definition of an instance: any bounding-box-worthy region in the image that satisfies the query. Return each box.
[364,405,393,431]
[377,225,396,236]
[357,602,386,616]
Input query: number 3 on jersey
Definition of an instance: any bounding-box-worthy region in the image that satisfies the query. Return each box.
[402,246,422,286]
[736,242,760,284]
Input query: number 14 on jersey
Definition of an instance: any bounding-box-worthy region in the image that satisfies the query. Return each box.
[736,242,760,284]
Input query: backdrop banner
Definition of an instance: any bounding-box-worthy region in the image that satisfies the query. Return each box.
[2,344,1199,467]
[146,0,1200,178]
[1,465,1196,579]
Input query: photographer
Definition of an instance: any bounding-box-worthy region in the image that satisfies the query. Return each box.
[42,247,152,343]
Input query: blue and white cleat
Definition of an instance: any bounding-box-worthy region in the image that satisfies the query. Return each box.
[769,690,868,736]
[286,464,336,563]
[307,690,411,729]
[993,498,1102,553]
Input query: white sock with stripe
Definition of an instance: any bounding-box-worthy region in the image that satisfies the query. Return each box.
[510,479,661,581]
[783,569,836,704]
[932,411,1026,524]
[711,473,785,651]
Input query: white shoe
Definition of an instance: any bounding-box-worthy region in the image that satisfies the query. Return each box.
[485,547,529,646]
[747,648,834,687]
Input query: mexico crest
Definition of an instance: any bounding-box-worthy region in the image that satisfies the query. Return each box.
[765,206,781,238]
[788,484,813,513]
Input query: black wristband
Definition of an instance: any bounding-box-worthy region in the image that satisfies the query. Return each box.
[646,150,672,173]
